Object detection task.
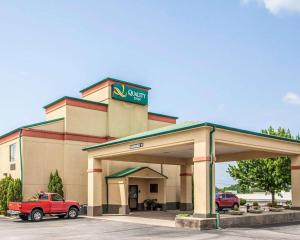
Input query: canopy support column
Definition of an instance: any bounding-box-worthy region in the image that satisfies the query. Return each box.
[180,164,193,211]
[87,157,103,216]
[292,155,300,209]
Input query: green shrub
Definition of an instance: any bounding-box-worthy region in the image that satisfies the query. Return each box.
[267,201,281,208]
[240,198,246,206]
[176,213,190,217]
[143,199,157,210]
[48,170,64,197]
[0,176,22,215]
[28,193,40,201]
[253,201,259,207]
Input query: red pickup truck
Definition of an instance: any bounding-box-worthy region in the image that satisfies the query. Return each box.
[7,192,80,222]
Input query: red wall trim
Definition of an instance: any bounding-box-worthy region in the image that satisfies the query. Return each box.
[45,98,108,114]
[64,132,109,143]
[81,80,113,97]
[148,114,177,124]
[193,156,216,162]
[0,131,20,145]
[22,128,111,143]
[87,168,103,173]
[292,166,300,170]
[180,173,193,176]
[22,128,64,140]
[45,99,66,114]
[66,98,107,112]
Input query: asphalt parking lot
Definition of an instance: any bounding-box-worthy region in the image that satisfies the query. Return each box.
[1,216,300,240]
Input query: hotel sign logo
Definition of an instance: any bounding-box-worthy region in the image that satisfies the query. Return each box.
[112,83,148,105]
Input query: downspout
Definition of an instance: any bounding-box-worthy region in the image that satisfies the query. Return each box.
[209,126,215,216]
[19,129,23,183]
[106,178,109,214]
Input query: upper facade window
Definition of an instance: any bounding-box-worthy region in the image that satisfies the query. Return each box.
[9,143,17,162]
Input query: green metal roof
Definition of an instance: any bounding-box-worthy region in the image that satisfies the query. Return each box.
[43,96,108,109]
[106,167,167,179]
[148,112,178,119]
[0,118,64,139]
[83,121,300,151]
[80,77,151,93]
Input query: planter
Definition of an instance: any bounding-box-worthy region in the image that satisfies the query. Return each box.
[228,210,244,215]
[248,208,264,214]
[269,207,284,212]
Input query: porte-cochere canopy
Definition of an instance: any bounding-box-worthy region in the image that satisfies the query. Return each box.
[84,121,300,217]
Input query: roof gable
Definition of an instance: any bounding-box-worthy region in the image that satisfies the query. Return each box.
[106,167,167,179]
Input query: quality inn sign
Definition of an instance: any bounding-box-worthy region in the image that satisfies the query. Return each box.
[112,83,148,105]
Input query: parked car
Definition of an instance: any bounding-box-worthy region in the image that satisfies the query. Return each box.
[216,192,239,211]
[7,192,80,222]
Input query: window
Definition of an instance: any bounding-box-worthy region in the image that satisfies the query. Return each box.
[9,143,17,162]
[10,164,16,171]
[39,194,48,200]
[225,193,234,199]
[51,194,64,202]
[150,184,158,193]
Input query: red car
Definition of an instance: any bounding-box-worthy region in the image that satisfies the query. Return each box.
[216,192,239,211]
[7,192,80,222]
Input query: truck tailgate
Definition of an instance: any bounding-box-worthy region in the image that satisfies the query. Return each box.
[8,202,22,211]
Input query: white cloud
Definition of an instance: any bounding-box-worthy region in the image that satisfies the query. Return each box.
[242,0,300,15]
[283,92,300,105]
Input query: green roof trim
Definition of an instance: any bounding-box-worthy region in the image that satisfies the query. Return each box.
[83,121,300,151]
[148,112,178,119]
[43,96,108,109]
[0,118,64,139]
[80,77,151,93]
[106,167,167,179]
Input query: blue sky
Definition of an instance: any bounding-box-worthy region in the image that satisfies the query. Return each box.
[1,0,300,187]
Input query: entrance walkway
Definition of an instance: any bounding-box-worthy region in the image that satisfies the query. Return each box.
[86,211,181,228]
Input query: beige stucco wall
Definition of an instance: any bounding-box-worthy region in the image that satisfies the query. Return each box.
[46,105,67,121]
[22,136,97,204]
[31,120,65,132]
[82,87,110,104]
[107,99,148,138]
[128,178,165,205]
[0,138,21,180]
[148,119,172,130]
[22,136,65,201]
[63,140,95,204]
[65,105,107,136]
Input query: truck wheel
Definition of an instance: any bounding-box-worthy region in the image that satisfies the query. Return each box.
[20,214,28,221]
[68,207,78,219]
[232,203,239,209]
[31,209,43,222]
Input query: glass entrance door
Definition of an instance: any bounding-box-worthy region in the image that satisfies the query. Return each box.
[128,185,138,210]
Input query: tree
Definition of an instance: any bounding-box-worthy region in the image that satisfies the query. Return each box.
[0,176,12,214]
[7,178,23,206]
[48,170,64,197]
[0,176,22,215]
[228,127,293,204]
